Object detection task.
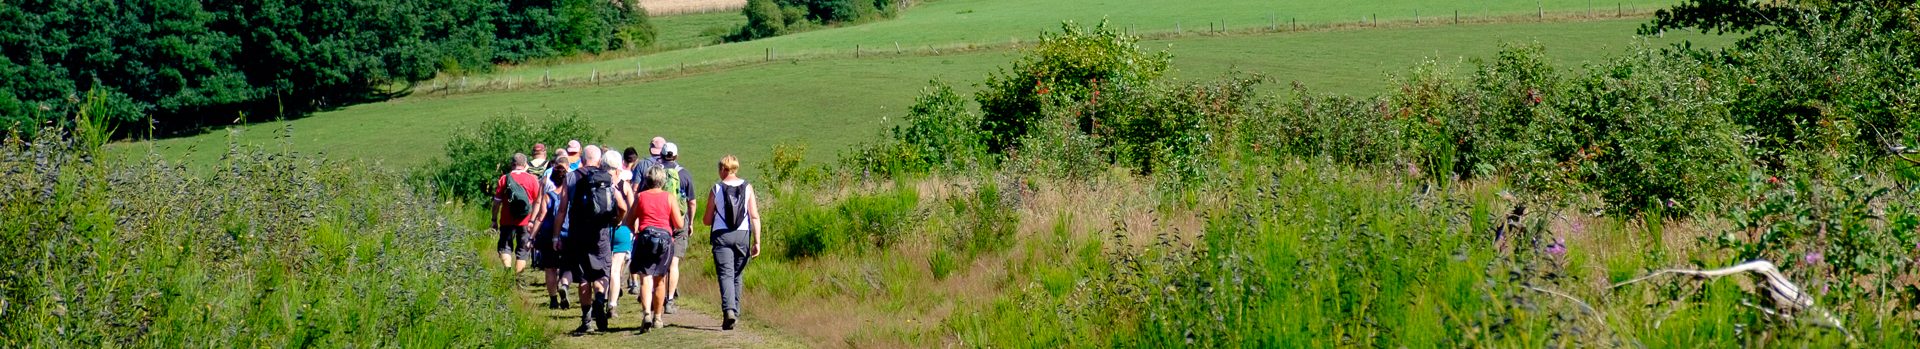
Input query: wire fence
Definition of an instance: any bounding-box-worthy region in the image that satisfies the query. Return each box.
[417,6,1662,97]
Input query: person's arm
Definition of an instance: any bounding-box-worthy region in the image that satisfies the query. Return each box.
[669,196,686,231]
[746,184,761,257]
[681,169,696,224]
[527,182,544,231]
[701,186,716,227]
[553,182,569,251]
[490,176,505,229]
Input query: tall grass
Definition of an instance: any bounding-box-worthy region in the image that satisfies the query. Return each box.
[0,119,544,347]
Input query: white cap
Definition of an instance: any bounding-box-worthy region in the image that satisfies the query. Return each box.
[662,142,679,157]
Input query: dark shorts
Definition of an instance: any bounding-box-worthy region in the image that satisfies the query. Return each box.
[566,226,614,284]
[671,228,690,258]
[631,227,675,277]
[532,230,564,269]
[496,226,530,260]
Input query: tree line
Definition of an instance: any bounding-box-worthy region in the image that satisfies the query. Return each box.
[0,0,656,137]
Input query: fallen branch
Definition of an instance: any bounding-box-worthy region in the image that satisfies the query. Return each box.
[1610,260,1853,342]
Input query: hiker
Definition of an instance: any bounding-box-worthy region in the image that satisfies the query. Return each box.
[604,150,635,316]
[532,143,551,177]
[625,147,647,176]
[492,153,540,272]
[561,145,619,334]
[537,160,572,309]
[659,142,695,314]
[564,140,584,171]
[626,165,685,331]
[702,155,760,330]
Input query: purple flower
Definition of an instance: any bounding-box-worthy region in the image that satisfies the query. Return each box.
[1545,238,1567,257]
[1804,252,1823,266]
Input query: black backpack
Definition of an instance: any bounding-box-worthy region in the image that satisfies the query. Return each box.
[715,181,750,232]
[571,166,619,226]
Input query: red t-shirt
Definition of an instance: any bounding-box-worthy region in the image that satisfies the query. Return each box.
[634,190,675,231]
[495,172,540,226]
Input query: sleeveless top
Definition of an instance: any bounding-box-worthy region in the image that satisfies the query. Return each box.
[635,190,675,232]
[710,179,751,233]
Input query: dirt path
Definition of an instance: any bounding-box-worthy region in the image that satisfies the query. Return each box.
[515,273,808,349]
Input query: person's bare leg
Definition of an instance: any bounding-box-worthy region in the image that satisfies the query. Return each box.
[544,268,560,304]
[609,254,627,309]
[651,277,671,326]
[500,253,513,269]
[667,257,681,307]
[638,275,656,326]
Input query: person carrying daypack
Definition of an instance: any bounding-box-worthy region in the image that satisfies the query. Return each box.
[624,165,686,332]
[702,155,760,331]
[493,153,541,272]
[536,160,572,310]
[562,146,618,335]
[657,142,696,314]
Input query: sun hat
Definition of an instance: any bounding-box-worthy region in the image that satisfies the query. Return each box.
[661,142,679,158]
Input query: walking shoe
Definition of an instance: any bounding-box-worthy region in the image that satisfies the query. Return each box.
[655,313,669,329]
[664,296,676,314]
[548,296,559,310]
[722,310,737,331]
[559,293,571,310]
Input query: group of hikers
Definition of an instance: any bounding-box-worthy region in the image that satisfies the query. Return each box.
[489,138,762,335]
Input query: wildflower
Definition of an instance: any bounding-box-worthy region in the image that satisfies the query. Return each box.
[1545,238,1567,257]
[1766,176,1781,185]
[1804,251,1823,266]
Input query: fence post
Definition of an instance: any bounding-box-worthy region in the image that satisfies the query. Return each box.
[1176,21,1181,34]
[1588,0,1593,17]
[1455,10,1460,24]
[1618,3,1623,17]
[1414,9,1418,22]
[591,69,597,83]
[543,69,550,86]
[506,78,512,90]
[895,41,901,54]
[765,47,771,61]
[1291,18,1296,31]
[1270,13,1276,31]
[637,62,644,77]
[460,76,467,91]
[856,44,861,58]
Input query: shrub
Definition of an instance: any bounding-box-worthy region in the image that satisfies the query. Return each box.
[416,111,604,203]
[731,0,787,41]
[891,80,987,172]
[761,141,825,184]
[976,20,1170,153]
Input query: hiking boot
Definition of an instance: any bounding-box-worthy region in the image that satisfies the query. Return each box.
[592,293,611,331]
[548,296,559,310]
[559,293,571,310]
[570,323,592,336]
[722,310,737,331]
[655,313,669,329]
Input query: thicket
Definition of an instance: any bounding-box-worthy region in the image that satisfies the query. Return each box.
[0,0,650,137]
[828,2,1920,346]
[727,0,902,41]
[0,103,544,346]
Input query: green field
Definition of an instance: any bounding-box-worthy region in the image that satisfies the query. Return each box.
[450,0,1684,86]
[119,18,1728,175]
[651,11,746,51]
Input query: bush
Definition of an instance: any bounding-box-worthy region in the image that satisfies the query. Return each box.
[0,124,543,346]
[417,111,604,203]
[976,20,1170,153]
[891,80,988,172]
[730,0,787,41]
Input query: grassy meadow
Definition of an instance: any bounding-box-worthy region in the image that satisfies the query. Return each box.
[115,18,1729,177]
[467,0,1687,85]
